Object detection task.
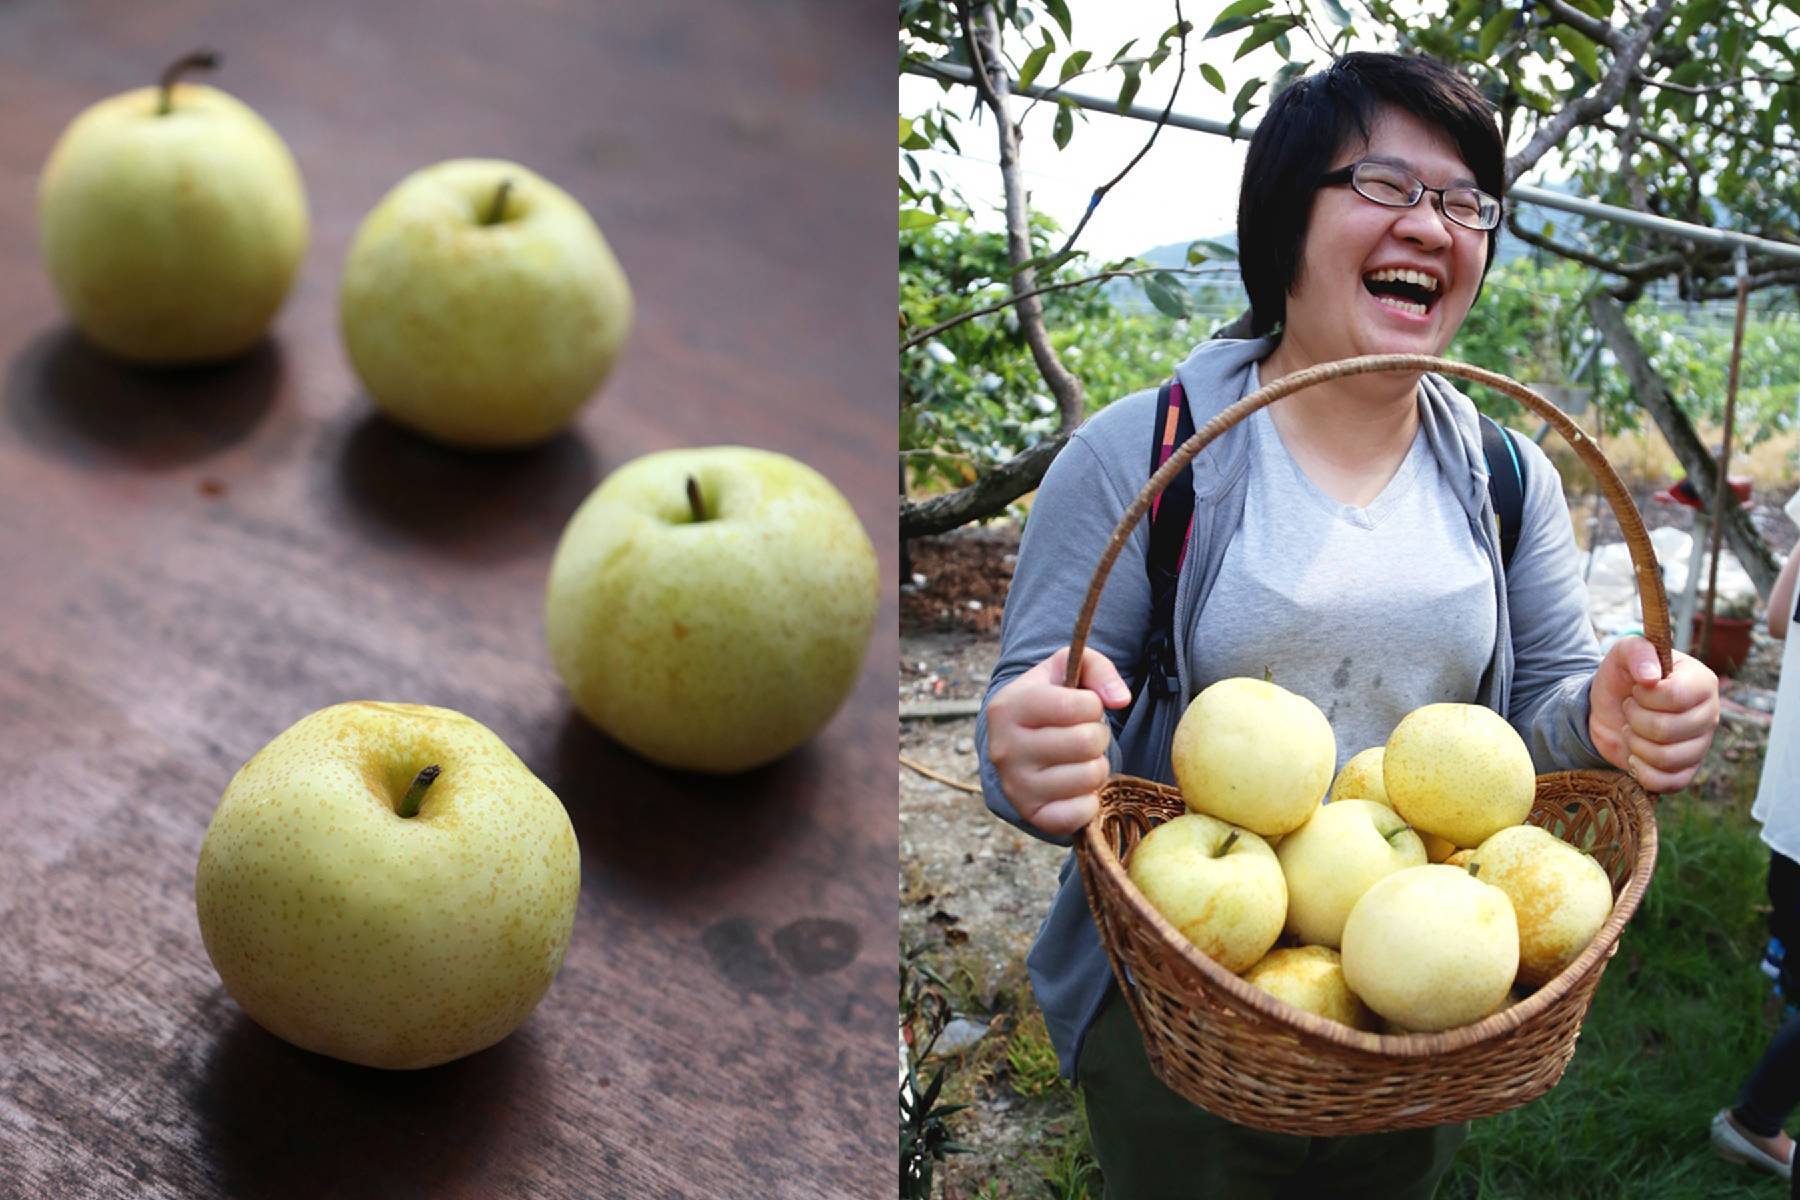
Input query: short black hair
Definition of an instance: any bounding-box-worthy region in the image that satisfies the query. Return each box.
[1236,52,1505,336]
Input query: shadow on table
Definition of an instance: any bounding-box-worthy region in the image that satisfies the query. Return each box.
[548,708,818,907]
[193,1010,542,1198]
[3,327,282,469]
[333,411,599,564]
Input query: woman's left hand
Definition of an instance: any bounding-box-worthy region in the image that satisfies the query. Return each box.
[1587,636,1720,793]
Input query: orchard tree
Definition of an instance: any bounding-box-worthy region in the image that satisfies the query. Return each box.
[900,0,1800,594]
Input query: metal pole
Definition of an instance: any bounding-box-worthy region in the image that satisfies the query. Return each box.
[906,60,1800,265]
[1697,246,1754,662]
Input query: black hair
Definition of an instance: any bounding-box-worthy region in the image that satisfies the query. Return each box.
[1236,52,1505,336]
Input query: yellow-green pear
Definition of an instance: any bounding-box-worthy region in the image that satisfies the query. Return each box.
[1330,746,1390,805]
[1340,863,1519,1032]
[1171,677,1335,837]
[195,702,581,1069]
[1276,798,1427,948]
[1470,825,1615,985]
[1243,946,1377,1030]
[1127,813,1286,974]
[340,158,632,447]
[546,447,878,773]
[1384,703,1535,848]
[37,51,309,363]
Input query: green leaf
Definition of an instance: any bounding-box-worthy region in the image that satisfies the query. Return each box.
[1319,0,1352,27]
[1206,0,1271,38]
[1043,0,1072,41]
[1201,62,1226,92]
[1053,98,1074,149]
[1143,271,1194,317]
[1552,25,1600,84]
[1109,38,1139,65]
[899,116,914,146]
[1117,64,1142,111]
[1234,16,1300,61]
[1228,75,1264,135]
[1059,49,1092,83]
[1017,40,1053,91]
[899,208,942,231]
[1195,237,1239,260]
[1272,59,1306,96]
[1477,9,1514,60]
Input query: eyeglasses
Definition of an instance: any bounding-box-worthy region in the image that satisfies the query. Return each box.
[1318,159,1502,232]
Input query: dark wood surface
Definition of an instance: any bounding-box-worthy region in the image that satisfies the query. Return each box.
[0,3,895,1196]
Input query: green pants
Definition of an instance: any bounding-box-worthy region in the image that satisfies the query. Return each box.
[1078,992,1469,1200]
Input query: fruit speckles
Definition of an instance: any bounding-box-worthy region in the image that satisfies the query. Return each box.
[193,701,580,1069]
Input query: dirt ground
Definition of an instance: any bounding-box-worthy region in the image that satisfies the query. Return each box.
[898,506,1793,1197]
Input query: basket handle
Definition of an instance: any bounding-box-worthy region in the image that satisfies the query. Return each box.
[1062,353,1672,688]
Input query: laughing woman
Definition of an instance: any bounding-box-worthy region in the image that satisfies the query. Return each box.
[975,52,1721,1199]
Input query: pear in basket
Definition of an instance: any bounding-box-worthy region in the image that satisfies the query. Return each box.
[1126,813,1286,974]
[1469,825,1615,986]
[1383,703,1535,848]
[1244,945,1378,1031]
[1171,677,1335,838]
[1329,746,1389,806]
[1340,863,1519,1032]
[1275,798,1427,948]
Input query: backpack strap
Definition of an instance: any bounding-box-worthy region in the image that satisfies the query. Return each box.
[1479,413,1526,572]
[1141,377,1195,701]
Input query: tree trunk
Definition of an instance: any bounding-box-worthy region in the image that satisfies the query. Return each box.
[899,432,1070,539]
[1587,294,1777,598]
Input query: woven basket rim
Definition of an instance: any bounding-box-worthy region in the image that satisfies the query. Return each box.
[1081,768,1660,1058]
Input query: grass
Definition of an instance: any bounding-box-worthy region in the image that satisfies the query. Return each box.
[925,790,1790,1199]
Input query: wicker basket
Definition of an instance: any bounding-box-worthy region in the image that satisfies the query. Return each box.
[1066,354,1668,1136]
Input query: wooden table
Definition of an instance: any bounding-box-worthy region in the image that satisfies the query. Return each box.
[0,3,894,1196]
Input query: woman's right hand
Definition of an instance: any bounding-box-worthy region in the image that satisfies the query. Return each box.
[985,646,1133,837]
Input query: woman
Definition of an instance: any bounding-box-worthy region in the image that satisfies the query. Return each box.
[976,52,1721,1198]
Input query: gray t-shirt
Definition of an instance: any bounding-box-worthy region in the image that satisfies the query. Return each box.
[1191,398,1497,771]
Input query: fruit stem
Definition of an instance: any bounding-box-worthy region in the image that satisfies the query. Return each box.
[482,178,514,226]
[1466,861,1481,879]
[1216,830,1241,858]
[157,49,220,115]
[397,765,441,819]
[686,475,707,523]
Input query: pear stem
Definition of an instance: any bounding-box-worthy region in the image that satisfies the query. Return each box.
[482,178,514,226]
[686,475,706,523]
[397,765,441,819]
[1466,861,1481,879]
[157,49,220,116]
[1216,830,1241,858]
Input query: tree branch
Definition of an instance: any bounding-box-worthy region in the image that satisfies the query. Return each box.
[1504,214,1688,281]
[900,432,1072,539]
[1635,71,1798,96]
[1599,119,1703,219]
[959,1,1086,432]
[1689,267,1800,299]
[900,264,1232,353]
[1538,0,1621,49]
[1042,0,1189,267]
[1505,0,1680,187]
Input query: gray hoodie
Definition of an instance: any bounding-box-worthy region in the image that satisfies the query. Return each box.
[975,335,1608,1078]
